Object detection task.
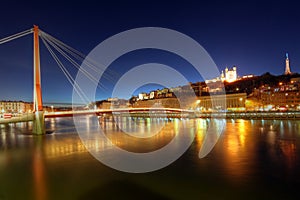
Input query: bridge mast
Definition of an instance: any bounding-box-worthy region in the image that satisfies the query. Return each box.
[32,25,45,134]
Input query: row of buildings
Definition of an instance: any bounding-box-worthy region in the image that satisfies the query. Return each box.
[0,101,58,114]
[4,79,300,114]
[97,92,247,112]
[98,77,300,112]
[253,77,300,111]
[0,101,32,114]
[97,54,300,112]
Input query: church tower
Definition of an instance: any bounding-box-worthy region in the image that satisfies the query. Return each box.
[285,53,292,75]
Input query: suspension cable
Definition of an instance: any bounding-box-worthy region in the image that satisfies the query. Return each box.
[39,30,118,82]
[0,27,117,104]
[40,36,91,104]
[40,33,106,89]
[0,29,33,45]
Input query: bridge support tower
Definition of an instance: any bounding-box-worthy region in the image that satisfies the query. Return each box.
[32,25,45,135]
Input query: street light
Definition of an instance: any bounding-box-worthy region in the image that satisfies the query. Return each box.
[51,105,54,112]
[195,100,201,111]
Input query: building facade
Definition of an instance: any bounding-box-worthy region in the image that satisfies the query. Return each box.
[222,66,238,83]
[197,93,247,111]
[258,80,300,110]
[0,101,33,113]
[206,66,238,84]
[132,98,181,109]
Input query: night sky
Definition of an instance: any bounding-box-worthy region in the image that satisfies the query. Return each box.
[0,0,300,103]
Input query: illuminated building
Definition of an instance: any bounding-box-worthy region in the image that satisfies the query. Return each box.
[96,98,128,109]
[259,81,300,110]
[0,101,32,113]
[206,66,238,84]
[224,66,238,83]
[242,74,254,79]
[132,98,180,108]
[138,93,148,100]
[149,91,158,99]
[196,93,246,111]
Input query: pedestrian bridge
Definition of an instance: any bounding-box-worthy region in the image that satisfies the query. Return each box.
[0,107,194,124]
[2,109,300,125]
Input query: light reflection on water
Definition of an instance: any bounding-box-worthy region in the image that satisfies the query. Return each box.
[0,117,300,199]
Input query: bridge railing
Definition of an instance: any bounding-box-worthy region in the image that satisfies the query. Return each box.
[0,113,34,124]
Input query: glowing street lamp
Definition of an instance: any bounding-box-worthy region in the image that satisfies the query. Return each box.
[195,100,201,111]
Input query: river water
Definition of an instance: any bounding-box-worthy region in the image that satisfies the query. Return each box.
[0,117,300,199]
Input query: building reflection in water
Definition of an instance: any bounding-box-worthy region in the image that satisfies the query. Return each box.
[197,118,225,159]
[42,116,176,158]
[222,119,255,182]
[222,119,299,184]
[227,119,247,156]
[1,116,300,199]
[98,116,179,153]
[42,117,300,178]
[278,139,297,171]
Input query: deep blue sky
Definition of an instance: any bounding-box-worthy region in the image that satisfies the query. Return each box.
[0,0,300,102]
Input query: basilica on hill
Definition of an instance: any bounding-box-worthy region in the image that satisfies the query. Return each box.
[205,66,238,84]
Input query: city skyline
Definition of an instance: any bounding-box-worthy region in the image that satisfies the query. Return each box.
[1,0,300,102]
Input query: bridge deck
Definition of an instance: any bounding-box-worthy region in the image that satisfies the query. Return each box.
[2,109,300,124]
[0,114,34,124]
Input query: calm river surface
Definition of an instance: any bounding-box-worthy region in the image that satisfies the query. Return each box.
[1,117,300,199]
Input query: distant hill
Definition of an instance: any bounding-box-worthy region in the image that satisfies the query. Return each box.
[224,72,300,95]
